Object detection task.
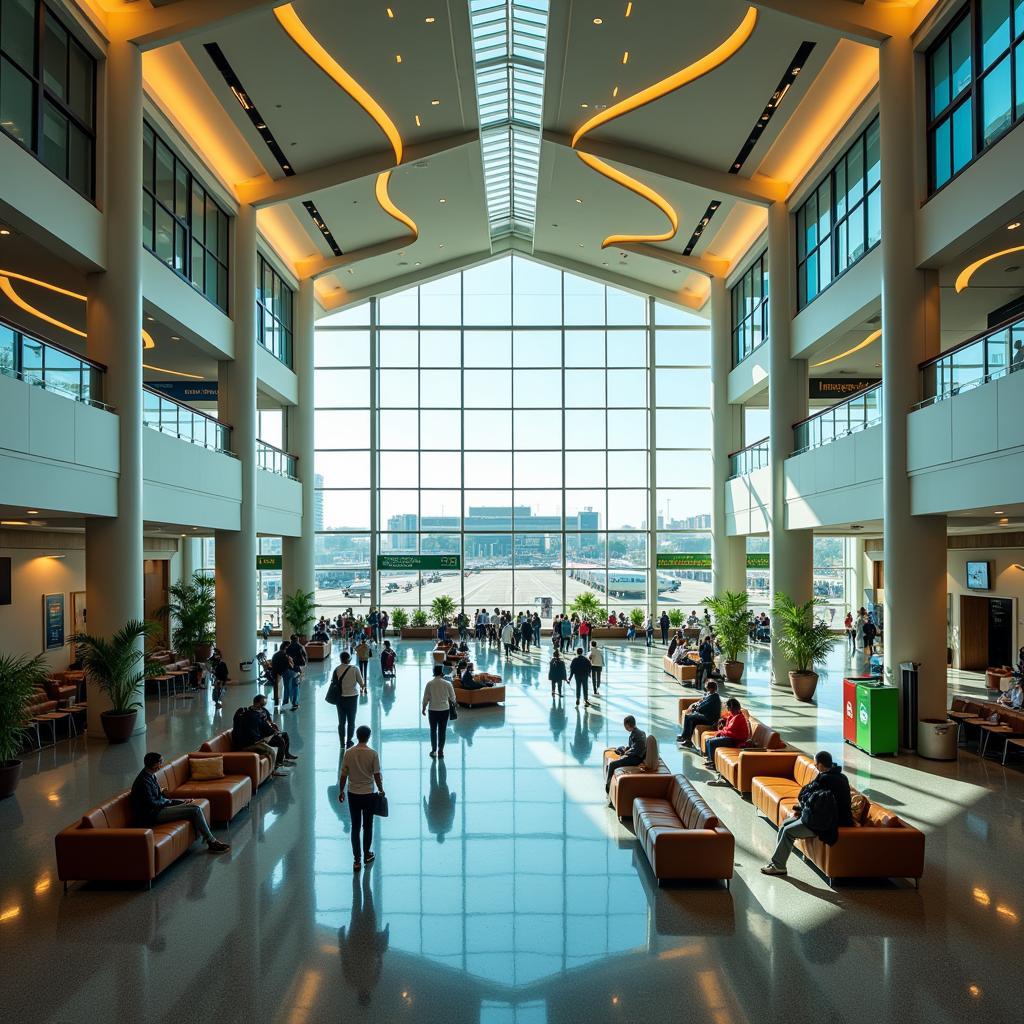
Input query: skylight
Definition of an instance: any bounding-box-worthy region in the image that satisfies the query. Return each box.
[469,0,549,245]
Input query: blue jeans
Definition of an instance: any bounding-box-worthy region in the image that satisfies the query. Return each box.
[282,670,299,706]
[155,802,216,844]
[704,735,741,768]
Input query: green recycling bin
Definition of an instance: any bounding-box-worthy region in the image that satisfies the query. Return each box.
[855,683,899,756]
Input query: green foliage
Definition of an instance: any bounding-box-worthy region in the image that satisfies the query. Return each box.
[0,653,48,763]
[569,592,605,624]
[390,608,409,630]
[772,593,838,673]
[282,588,317,636]
[411,609,429,628]
[629,607,646,627]
[702,590,752,662]
[668,609,684,628]
[430,595,456,626]
[161,572,216,662]
[72,620,161,715]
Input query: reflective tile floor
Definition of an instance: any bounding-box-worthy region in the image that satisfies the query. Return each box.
[1,640,1020,1024]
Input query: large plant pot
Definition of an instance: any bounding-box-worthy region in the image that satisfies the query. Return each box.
[789,670,819,702]
[194,642,214,662]
[0,760,22,800]
[100,710,138,743]
[400,627,435,640]
[591,627,628,639]
[724,660,745,682]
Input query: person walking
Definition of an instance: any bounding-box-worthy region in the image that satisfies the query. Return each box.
[844,610,855,652]
[501,618,514,660]
[355,636,372,684]
[854,608,866,653]
[579,616,590,651]
[644,615,655,648]
[521,613,532,652]
[569,646,592,707]
[338,724,384,872]
[560,615,572,651]
[588,640,604,695]
[332,651,366,749]
[422,664,457,759]
[551,615,562,652]
[548,649,567,699]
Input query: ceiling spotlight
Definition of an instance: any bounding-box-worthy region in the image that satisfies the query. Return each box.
[612,85,619,98]
[425,16,436,24]
[625,1,633,15]
[580,103,589,108]
[575,198,583,204]
[0,228,10,237]
[439,197,447,203]
[170,335,180,340]
[395,54,403,63]
[145,315,154,322]
[593,17,603,24]
[577,242,584,247]
[415,114,421,126]
[25,510,39,515]
[386,7,394,18]
[1009,222,1021,230]
[431,99,440,105]
[438,243,445,248]
[622,50,629,64]
[414,261,421,266]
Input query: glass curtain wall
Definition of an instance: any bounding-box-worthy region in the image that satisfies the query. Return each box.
[313,255,712,625]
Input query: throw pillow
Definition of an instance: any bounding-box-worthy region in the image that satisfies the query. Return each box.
[849,790,868,825]
[189,756,224,780]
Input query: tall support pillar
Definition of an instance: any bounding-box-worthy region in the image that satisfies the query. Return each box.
[179,537,199,584]
[647,297,659,619]
[710,276,746,595]
[879,29,947,718]
[767,200,813,682]
[216,203,258,681]
[85,36,144,736]
[283,278,316,605]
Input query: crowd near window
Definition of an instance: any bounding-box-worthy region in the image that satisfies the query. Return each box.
[0,0,95,197]
[731,250,769,365]
[257,254,294,366]
[928,0,1024,192]
[142,121,230,311]
[313,255,712,623]
[795,116,881,310]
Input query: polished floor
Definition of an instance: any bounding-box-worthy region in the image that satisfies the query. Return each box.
[2,638,1019,1024]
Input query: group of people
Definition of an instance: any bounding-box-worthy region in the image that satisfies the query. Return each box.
[548,643,604,705]
[844,607,879,656]
[471,608,543,651]
[267,634,310,711]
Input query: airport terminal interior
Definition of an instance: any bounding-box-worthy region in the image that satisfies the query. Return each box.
[1,1,1023,1021]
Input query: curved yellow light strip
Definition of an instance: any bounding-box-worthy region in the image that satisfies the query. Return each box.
[142,330,156,350]
[572,7,757,248]
[955,245,1024,293]
[374,171,418,237]
[811,328,881,368]
[576,152,678,246]
[571,6,758,147]
[0,277,86,337]
[143,363,204,380]
[274,4,403,164]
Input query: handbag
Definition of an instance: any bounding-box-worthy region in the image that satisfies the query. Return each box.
[448,699,459,720]
[325,665,350,705]
[372,792,389,817]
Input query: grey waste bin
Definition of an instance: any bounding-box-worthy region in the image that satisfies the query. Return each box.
[917,718,958,760]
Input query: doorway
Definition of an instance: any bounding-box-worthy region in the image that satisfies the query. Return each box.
[959,595,1014,670]
[144,559,169,647]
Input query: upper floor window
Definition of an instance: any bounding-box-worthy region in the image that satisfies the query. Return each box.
[731,250,768,365]
[0,0,95,198]
[142,121,229,311]
[927,1,1024,193]
[257,254,293,366]
[795,115,880,310]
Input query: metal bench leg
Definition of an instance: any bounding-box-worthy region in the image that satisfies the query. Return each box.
[980,731,990,759]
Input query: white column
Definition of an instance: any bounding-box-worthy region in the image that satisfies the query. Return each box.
[767,200,813,683]
[282,278,316,603]
[710,276,746,594]
[85,36,144,737]
[369,297,379,612]
[647,297,659,618]
[879,30,947,718]
[215,203,258,682]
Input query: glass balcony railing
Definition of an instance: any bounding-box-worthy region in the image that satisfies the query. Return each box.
[143,386,231,453]
[793,383,882,454]
[257,439,298,479]
[728,437,769,477]
[919,315,1024,407]
[0,318,108,409]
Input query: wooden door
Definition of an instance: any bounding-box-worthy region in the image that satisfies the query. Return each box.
[988,597,1013,667]
[959,595,989,671]
[144,559,169,647]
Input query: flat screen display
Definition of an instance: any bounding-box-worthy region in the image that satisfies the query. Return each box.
[0,557,9,605]
[966,561,991,591]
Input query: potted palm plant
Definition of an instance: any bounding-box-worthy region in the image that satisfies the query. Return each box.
[0,652,48,799]
[703,591,752,682]
[668,609,685,629]
[390,608,409,635]
[403,608,432,638]
[72,620,160,742]
[629,607,646,630]
[772,593,838,702]
[282,588,316,640]
[430,595,455,633]
[162,573,216,663]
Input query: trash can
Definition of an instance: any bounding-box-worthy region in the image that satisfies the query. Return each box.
[900,662,919,751]
[917,718,958,761]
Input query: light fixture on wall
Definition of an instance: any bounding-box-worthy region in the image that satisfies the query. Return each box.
[45,554,66,560]
[955,244,1024,292]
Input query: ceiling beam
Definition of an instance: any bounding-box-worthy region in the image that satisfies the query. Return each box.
[618,243,729,279]
[113,0,287,50]
[236,132,479,208]
[750,1,899,46]
[299,234,414,281]
[544,132,787,207]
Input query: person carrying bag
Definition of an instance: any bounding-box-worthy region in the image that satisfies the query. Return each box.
[329,651,366,749]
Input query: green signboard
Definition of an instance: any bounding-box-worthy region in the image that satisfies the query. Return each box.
[657,553,711,569]
[377,554,462,571]
[256,554,283,571]
[746,553,770,570]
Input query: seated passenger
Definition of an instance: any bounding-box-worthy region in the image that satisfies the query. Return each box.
[702,698,750,778]
[761,750,854,877]
[677,679,722,747]
[232,704,288,776]
[604,715,647,793]
[998,678,1024,710]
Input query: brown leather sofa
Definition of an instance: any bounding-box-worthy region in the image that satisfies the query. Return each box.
[632,774,734,884]
[710,718,790,794]
[304,641,330,661]
[152,753,252,824]
[690,708,774,752]
[28,688,59,717]
[56,792,213,888]
[751,753,925,885]
[43,677,78,704]
[663,655,697,683]
[603,735,672,817]
[454,684,505,707]
[198,731,273,789]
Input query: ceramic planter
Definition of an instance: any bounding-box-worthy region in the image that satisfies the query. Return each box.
[0,760,22,799]
[724,660,744,682]
[789,670,819,702]
[100,709,138,743]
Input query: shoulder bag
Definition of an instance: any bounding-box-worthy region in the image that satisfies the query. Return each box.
[372,791,389,817]
[325,665,350,705]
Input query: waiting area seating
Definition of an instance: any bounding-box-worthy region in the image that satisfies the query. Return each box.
[751,754,925,885]
[708,717,790,794]
[632,775,734,885]
[147,753,253,824]
[303,641,330,661]
[453,673,505,707]
[198,731,274,788]
[662,654,697,684]
[603,735,671,817]
[948,695,1024,761]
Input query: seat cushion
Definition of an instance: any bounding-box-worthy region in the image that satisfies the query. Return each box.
[864,802,903,828]
[751,777,799,823]
[644,734,660,771]
[171,776,251,824]
[152,821,193,874]
[670,777,719,830]
[189,755,224,780]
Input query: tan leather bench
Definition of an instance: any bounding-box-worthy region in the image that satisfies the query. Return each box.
[633,775,734,885]
[603,735,671,817]
[663,655,697,683]
[153,753,252,824]
[711,718,791,794]
[198,730,273,789]
[453,684,505,707]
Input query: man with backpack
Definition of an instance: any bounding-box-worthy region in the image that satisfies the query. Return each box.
[761,750,854,876]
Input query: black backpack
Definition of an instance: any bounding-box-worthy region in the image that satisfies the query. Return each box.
[800,787,838,834]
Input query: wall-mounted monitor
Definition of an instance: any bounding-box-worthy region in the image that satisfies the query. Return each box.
[966,561,991,591]
[0,557,9,605]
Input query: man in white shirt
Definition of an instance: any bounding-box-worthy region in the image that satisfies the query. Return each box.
[338,724,383,871]
[589,641,604,695]
[332,650,366,749]
[500,620,514,659]
[422,664,457,758]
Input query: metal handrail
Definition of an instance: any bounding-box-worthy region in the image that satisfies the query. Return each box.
[792,382,882,454]
[142,385,232,453]
[257,439,298,479]
[728,437,769,477]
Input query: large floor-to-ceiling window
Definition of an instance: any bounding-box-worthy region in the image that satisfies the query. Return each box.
[313,255,711,624]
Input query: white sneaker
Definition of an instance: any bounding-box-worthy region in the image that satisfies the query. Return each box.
[760,863,787,876]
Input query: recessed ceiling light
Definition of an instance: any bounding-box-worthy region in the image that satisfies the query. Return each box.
[386,7,394,18]
[415,114,421,126]
[0,228,10,236]
[145,315,154,322]
[625,1,633,16]
[25,510,39,515]
[612,85,619,98]
[593,17,603,24]
[283,164,290,170]
[1008,222,1021,229]
[431,99,440,105]
[395,54,403,63]
[622,50,629,64]
[414,261,421,266]
[577,242,584,247]
[439,198,446,203]
[425,16,436,23]
[580,103,589,108]
[171,335,180,340]
[575,198,583,204]
[438,243,445,248]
